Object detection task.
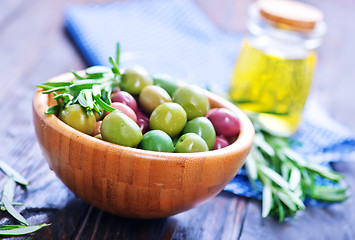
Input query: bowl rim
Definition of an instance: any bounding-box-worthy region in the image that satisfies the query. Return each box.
[33,72,255,160]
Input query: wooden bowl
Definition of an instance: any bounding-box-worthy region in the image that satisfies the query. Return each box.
[32,72,254,219]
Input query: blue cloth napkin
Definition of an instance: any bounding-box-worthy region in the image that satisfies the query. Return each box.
[64,0,355,199]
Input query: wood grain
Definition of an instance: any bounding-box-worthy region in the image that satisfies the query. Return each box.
[32,72,254,219]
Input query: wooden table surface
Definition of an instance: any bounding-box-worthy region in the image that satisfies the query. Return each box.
[1,0,355,239]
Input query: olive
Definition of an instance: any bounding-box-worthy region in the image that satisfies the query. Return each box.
[213,136,230,150]
[175,133,209,153]
[94,134,103,140]
[136,111,150,134]
[182,117,216,150]
[104,102,137,122]
[59,104,96,135]
[152,73,179,97]
[206,108,240,138]
[119,66,153,95]
[94,111,103,121]
[101,110,142,147]
[139,85,172,114]
[149,102,187,138]
[173,85,210,120]
[111,91,138,112]
[92,121,102,136]
[139,130,174,152]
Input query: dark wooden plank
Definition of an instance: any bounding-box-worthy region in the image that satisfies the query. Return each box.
[71,192,247,240]
[0,0,92,239]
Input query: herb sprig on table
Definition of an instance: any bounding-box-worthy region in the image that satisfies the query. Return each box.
[0,161,50,235]
[245,114,349,220]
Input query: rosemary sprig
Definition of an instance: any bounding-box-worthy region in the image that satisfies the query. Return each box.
[37,43,122,116]
[245,114,349,221]
[207,85,349,220]
[0,161,50,235]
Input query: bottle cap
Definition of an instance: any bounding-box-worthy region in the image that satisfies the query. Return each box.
[258,0,323,30]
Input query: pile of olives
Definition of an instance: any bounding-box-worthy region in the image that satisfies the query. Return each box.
[59,66,241,153]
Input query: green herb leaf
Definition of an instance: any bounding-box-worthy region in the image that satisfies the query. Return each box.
[94,96,116,112]
[72,71,86,80]
[288,167,301,190]
[37,82,72,90]
[2,196,29,226]
[259,165,289,189]
[254,133,275,156]
[306,162,343,181]
[84,89,94,109]
[92,85,101,98]
[109,57,121,75]
[0,202,24,211]
[2,177,16,203]
[0,161,30,186]
[0,223,50,235]
[42,86,67,94]
[86,66,112,79]
[44,105,61,115]
[262,184,272,218]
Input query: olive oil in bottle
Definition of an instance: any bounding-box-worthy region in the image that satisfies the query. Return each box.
[230,41,316,135]
[229,0,326,136]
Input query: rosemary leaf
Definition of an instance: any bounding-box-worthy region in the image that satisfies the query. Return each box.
[0,224,50,235]
[262,183,272,218]
[86,66,112,79]
[254,133,275,156]
[72,71,86,80]
[306,162,343,181]
[259,165,289,189]
[92,85,101,98]
[37,82,71,89]
[44,105,61,115]
[0,161,29,186]
[274,195,285,222]
[84,89,94,109]
[109,57,121,75]
[42,86,67,94]
[2,177,16,203]
[288,167,301,191]
[94,96,116,112]
[0,202,24,211]
[276,191,297,212]
[2,196,29,226]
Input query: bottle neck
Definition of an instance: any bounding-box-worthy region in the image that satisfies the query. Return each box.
[247,3,326,58]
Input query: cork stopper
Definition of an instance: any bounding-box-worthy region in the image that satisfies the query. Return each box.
[258,0,323,31]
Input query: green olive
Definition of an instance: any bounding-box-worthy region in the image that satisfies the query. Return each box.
[139,130,174,152]
[173,85,210,120]
[182,117,216,150]
[119,66,153,95]
[59,104,96,135]
[139,85,172,114]
[152,73,179,97]
[175,133,209,153]
[101,110,142,147]
[149,102,187,138]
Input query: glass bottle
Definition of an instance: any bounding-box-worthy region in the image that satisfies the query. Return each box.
[229,0,326,136]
